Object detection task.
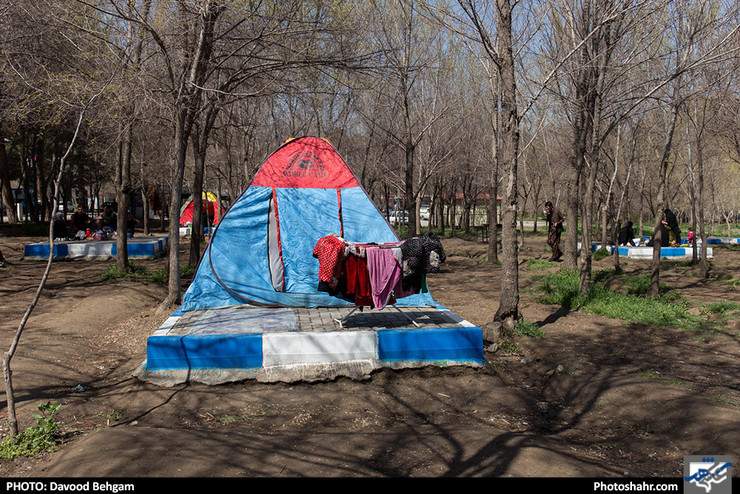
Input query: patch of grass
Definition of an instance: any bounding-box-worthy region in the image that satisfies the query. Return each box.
[702,300,740,316]
[515,318,546,338]
[593,248,611,261]
[527,258,555,270]
[94,410,123,423]
[637,370,683,385]
[100,263,166,284]
[638,370,661,379]
[532,269,583,310]
[499,338,520,354]
[717,277,740,288]
[533,269,705,330]
[148,268,167,284]
[217,413,263,425]
[180,264,196,278]
[0,403,62,459]
[592,268,618,283]
[625,274,669,296]
[713,396,738,407]
[700,300,740,330]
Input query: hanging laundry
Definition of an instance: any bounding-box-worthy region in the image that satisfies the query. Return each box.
[346,253,374,307]
[400,232,446,292]
[366,247,403,310]
[313,234,346,292]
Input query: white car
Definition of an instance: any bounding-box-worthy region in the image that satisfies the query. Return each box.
[388,211,409,225]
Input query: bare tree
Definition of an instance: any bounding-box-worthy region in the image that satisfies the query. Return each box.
[450,0,521,332]
[4,82,108,436]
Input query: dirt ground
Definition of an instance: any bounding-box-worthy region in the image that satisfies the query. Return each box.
[0,229,738,478]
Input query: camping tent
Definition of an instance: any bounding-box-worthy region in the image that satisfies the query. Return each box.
[179,191,221,227]
[179,136,435,312]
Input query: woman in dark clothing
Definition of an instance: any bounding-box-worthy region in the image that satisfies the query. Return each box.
[52,212,68,240]
[618,221,636,246]
[663,208,681,246]
[646,217,672,247]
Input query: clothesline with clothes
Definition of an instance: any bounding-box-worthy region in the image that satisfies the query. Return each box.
[312,231,446,312]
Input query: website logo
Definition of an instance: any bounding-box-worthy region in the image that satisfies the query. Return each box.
[684,456,733,494]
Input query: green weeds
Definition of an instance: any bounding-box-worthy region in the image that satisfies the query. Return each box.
[527,258,556,270]
[532,269,709,331]
[515,317,547,338]
[100,263,166,284]
[0,403,62,459]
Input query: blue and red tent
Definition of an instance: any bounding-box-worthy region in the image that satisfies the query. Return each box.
[179,136,435,312]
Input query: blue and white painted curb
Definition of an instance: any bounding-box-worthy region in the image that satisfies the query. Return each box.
[24,236,169,260]
[704,237,740,245]
[136,304,485,385]
[586,243,713,259]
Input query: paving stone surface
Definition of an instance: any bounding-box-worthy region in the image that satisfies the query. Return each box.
[167,305,465,335]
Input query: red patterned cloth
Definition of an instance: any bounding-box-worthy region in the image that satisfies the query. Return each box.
[313,235,345,287]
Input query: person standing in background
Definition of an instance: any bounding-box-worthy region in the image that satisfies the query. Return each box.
[545,201,564,261]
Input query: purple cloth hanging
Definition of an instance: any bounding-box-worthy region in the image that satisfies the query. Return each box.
[366,247,403,310]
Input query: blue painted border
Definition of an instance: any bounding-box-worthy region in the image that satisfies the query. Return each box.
[111,241,160,257]
[23,243,69,258]
[377,327,484,363]
[146,333,263,370]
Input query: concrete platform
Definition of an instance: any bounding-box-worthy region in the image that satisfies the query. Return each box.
[616,245,712,259]
[24,236,169,260]
[705,237,740,245]
[589,243,712,259]
[179,226,214,236]
[134,304,485,386]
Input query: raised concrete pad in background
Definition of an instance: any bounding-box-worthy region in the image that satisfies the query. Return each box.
[24,236,169,260]
[588,242,713,259]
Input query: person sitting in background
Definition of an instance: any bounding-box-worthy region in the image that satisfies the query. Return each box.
[96,204,117,230]
[126,208,137,238]
[618,220,636,246]
[52,212,68,241]
[70,204,91,235]
[646,219,671,247]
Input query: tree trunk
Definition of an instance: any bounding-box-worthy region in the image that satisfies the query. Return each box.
[0,133,18,223]
[162,111,188,310]
[116,122,133,272]
[404,140,416,237]
[650,100,680,295]
[564,166,580,269]
[189,139,206,267]
[158,1,222,311]
[493,0,520,332]
[487,73,500,264]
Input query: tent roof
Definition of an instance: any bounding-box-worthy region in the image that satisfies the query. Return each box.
[251,137,359,189]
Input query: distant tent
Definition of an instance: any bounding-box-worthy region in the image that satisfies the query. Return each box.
[179,136,435,312]
[180,191,221,227]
